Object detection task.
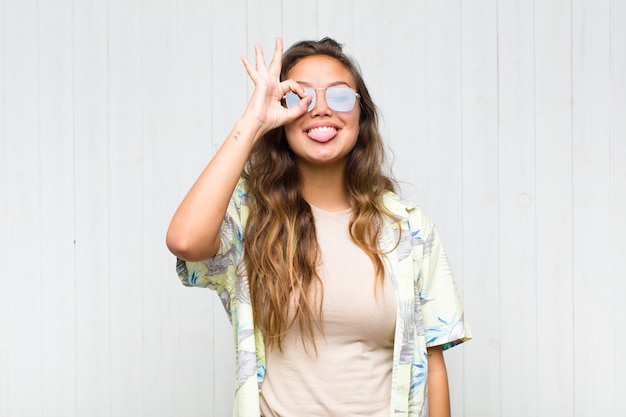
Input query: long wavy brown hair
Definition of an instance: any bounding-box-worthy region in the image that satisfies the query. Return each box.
[243,38,397,350]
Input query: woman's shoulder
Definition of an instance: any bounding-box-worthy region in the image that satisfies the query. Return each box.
[231,177,250,204]
[381,190,436,230]
[235,177,249,193]
[382,190,421,216]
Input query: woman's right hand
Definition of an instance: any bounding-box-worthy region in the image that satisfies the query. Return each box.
[240,38,311,138]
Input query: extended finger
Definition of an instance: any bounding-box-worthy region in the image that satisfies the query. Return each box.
[268,38,284,77]
[242,44,269,82]
[254,44,268,73]
[241,56,257,80]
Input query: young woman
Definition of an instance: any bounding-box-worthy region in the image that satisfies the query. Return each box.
[167,37,471,417]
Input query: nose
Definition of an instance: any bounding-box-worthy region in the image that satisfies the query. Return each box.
[310,88,332,116]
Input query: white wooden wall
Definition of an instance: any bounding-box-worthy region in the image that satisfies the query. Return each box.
[1,1,624,416]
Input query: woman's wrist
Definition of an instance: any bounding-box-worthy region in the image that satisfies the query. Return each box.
[232,115,269,145]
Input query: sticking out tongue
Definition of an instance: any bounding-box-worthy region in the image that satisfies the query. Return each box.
[307,127,337,142]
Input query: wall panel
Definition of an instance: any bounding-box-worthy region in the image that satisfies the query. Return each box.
[72,0,111,415]
[612,1,626,414]
[534,0,575,414]
[460,1,501,416]
[38,1,76,415]
[0,0,7,412]
[108,0,145,415]
[1,1,625,416]
[4,0,42,416]
[497,1,537,415]
[572,0,614,415]
[608,1,626,415]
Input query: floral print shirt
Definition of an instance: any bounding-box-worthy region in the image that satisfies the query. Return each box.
[176,179,471,417]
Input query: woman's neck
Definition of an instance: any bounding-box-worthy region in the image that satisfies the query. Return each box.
[298,162,351,212]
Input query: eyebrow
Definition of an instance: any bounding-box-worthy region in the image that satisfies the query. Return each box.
[296,81,352,88]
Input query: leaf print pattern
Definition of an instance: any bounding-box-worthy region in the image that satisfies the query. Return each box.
[203,252,231,277]
[425,314,458,346]
[395,226,414,262]
[446,313,469,349]
[413,272,425,336]
[422,229,435,258]
[218,288,232,320]
[236,267,251,305]
[236,350,257,390]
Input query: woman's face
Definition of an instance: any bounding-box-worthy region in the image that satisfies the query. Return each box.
[283,55,361,169]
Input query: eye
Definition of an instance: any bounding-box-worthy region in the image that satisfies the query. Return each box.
[325,87,358,112]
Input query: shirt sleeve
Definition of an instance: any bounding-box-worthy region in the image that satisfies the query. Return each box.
[413,209,472,350]
[175,180,249,311]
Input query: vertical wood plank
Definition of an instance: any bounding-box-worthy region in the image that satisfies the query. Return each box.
[316,0,354,47]
[4,1,43,416]
[572,0,614,415]
[141,1,180,415]
[497,2,537,416]
[460,1,500,416]
[282,0,317,43]
[108,0,144,415]
[0,0,8,414]
[383,0,425,202]
[73,0,111,415]
[611,0,626,413]
[534,0,575,414]
[38,0,77,415]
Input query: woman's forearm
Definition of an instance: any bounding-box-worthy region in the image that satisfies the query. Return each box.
[427,346,451,417]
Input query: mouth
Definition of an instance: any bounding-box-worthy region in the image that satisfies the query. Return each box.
[305,126,338,143]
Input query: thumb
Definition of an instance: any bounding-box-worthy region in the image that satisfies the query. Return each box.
[286,95,311,119]
[299,95,313,111]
